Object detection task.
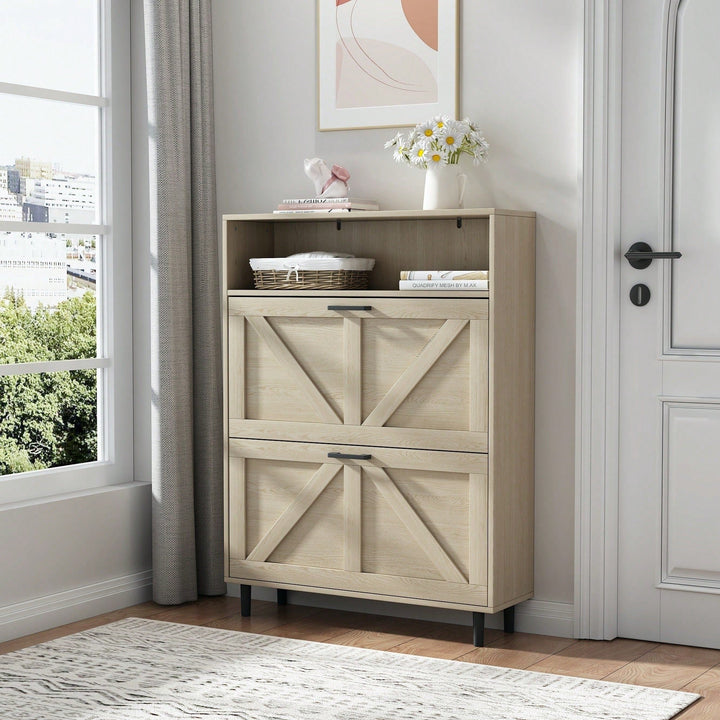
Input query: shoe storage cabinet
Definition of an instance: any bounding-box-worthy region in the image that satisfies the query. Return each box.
[222,209,535,646]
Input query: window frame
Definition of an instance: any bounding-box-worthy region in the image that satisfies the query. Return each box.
[0,0,133,504]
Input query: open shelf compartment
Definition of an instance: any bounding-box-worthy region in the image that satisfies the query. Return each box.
[221,210,513,295]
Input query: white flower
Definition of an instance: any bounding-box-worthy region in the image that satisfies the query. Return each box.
[393,146,408,162]
[438,121,468,153]
[425,146,448,165]
[384,132,403,149]
[472,137,490,165]
[416,120,436,140]
[432,115,451,133]
[409,142,429,165]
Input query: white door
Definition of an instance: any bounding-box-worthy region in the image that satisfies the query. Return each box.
[618,0,720,647]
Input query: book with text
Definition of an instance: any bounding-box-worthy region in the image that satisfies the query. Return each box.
[398,279,489,290]
[273,207,373,214]
[278,197,379,211]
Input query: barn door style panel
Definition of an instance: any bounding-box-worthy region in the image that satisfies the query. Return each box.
[227,298,489,452]
[227,439,489,607]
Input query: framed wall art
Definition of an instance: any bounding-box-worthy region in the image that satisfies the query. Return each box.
[318,0,458,131]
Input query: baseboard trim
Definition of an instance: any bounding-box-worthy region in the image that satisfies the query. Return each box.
[0,570,153,643]
[229,584,575,638]
[514,599,575,637]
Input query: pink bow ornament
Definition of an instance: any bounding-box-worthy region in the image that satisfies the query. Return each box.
[321,165,350,196]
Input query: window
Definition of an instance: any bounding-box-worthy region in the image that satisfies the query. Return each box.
[0,0,132,503]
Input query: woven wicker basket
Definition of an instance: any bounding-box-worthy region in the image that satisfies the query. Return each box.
[252,269,370,290]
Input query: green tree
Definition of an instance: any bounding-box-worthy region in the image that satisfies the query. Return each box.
[0,435,35,474]
[0,290,97,476]
[35,293,96,360]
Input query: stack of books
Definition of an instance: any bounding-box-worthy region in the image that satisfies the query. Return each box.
[399,270,489,291]
[274,197,380,214]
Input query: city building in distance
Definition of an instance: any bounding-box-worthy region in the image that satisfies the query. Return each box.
[0,158,97,311]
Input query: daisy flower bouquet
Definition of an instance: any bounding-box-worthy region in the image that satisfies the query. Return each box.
[385,115,489,169]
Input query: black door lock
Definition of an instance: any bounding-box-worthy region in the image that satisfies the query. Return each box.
[630,283,651,307]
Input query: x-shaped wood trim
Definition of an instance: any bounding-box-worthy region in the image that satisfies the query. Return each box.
[363,319,469,427]
[245,463,343,562]
[246,315,342,424]
[363,465,468,583]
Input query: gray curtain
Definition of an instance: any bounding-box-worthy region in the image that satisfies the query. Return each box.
[144,0,225,604]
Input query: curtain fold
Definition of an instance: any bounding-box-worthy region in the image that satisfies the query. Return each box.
[144,0,224,604]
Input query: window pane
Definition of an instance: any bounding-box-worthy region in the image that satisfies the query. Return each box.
[0,232,98,362]
[0,0,99,95]
[0,94,100,223]
[0,368,98,476]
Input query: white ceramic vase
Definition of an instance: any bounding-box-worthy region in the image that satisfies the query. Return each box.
[422,164,467,210]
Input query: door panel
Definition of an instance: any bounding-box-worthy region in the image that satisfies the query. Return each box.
[664,402,720,585]
[670,0,720,350]
[245,316,345,423]
[361,468,470,582]
[228,297,488,448]
[226,439,488,604]
[362,319,479,432]
[245,458,345,571]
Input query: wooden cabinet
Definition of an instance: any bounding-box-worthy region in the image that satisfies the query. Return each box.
[222,209,535,645]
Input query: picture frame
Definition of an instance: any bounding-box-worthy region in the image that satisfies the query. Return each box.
[317,0,458,131]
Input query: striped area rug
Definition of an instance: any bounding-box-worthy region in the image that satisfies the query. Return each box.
[0,618,699,719]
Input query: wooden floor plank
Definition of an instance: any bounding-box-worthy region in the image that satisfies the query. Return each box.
[526,638,658,679]
[682,665,720,694]
[391,622,504,660]
[206,602,322,634]
[149,596,248,625]
[325,628,414,651]
[675,690,719,719]
[323,615,475,654]
[602,644,720,690]
[260,609,372,642]
[457,633,577,670]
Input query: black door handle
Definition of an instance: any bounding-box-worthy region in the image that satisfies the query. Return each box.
[327,305,372,311]
[327,452,372,461]
[625,242,682,269]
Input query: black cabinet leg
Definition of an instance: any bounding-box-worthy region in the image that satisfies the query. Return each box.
[504,605,515,634]
[472,612,485,647]
[240,584,251,617]
[277,589,288,606]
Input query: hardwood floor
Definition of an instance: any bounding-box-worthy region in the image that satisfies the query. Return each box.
[0,596,715,717]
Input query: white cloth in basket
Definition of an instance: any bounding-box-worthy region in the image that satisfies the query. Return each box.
[250,252,375,281]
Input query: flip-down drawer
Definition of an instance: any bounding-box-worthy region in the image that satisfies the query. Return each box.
[227,297,488,452]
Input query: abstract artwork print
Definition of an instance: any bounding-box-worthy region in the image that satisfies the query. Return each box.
[318,0,457,130]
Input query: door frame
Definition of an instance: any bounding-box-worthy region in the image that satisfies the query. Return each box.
[575,0,623,640]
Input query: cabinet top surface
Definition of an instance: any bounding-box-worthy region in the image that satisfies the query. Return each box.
[223,208,535,222]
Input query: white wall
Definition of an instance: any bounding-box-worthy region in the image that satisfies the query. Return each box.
[0,483,152,641]
[213,0,580,614]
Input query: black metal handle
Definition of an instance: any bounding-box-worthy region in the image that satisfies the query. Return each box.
[327,305,372,311]
[625,242,682,269]
[328,451,372,460]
